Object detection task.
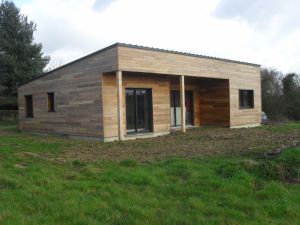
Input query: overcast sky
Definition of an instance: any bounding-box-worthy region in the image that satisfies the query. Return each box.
[15,0,300,73]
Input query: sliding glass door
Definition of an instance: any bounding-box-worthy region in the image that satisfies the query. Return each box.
[170,91,194,127]
[126,88,153,134]
[170,91,181,126]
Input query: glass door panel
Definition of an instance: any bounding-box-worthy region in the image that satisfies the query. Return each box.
[175,91,181,126]
[185,91,194,125]
[170,91,193,127]
[126,89,136,133]
[126,88,152,134]
[136,89,152,132]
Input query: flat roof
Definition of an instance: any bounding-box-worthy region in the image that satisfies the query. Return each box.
[19,43,260,87]
[118,43,260,67]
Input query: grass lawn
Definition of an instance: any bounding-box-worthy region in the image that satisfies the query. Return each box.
[0,122,300,224]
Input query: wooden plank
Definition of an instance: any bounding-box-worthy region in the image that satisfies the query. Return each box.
[18,47,118,137]
[116,71,123,140]
[102,72,171,139]
[118,46,261,127]
[198,79,230,126]
[18,44,262,141]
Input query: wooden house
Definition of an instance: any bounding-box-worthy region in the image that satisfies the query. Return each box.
[18,43,261,141]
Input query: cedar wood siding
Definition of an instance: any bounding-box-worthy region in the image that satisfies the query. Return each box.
[170,77,230,127]
[101,72,171,140]
[102,73,231,140]
[18,47,117,138]
[117,45,261,127]
[18,43,261,140]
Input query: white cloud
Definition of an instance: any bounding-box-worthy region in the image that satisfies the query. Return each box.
[18,0,300,73]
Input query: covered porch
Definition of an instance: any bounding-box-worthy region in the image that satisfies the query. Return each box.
[102,71,230,141]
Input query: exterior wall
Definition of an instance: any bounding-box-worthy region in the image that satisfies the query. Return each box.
[198,78,230,126]
[102,73,230,141]
[229,76,261,126]
[170,77,230,127]
[18,48,118,138]
[18,44,261,141]
[101,72,118,140]
[102,72,170,140]
[118,46,261,127]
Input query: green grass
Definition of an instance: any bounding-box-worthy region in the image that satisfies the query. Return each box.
[0,120,18,132]
[0,121,300,224]
[261,121,300,133]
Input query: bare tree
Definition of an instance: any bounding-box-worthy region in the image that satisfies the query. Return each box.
[45,57,64,72]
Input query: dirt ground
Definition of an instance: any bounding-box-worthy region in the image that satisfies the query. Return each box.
[60,126,300,162]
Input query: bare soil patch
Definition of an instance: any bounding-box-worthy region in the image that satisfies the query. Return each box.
[61,126,300,162]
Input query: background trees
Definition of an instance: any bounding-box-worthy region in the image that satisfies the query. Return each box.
[0,0,49,103]
[282,73,300,120]
[261,68,300,121]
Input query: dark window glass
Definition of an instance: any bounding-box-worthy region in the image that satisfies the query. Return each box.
[126,88,152,133]
[25,95,33,118]
[136,89,152,132]
[174,91,180,107]
[170,91,194,126]
[239,90,254,109]
[48,92,55,112]
[126,89,135,132]
[185,91,194,125]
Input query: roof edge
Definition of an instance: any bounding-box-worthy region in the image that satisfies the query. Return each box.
[116,43,261,67]
[18,43,119,88]
[19,42,260,88]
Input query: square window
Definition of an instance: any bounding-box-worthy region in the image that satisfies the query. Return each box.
[239,90,254,109]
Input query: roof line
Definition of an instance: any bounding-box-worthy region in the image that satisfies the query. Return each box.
[18,43,119,87]
[116,43,261,67]
[18,42,260,88]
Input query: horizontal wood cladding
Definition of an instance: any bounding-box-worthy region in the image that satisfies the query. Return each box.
[102,73,118,138]
[198,79,230,126]
[103,73,232,139]
[123,73,171,134]
[118,46,260,79]
[170,77,230,127]
[18,48,118,137]
[117,46,261,127]
[102,72,170,139]
[18,44,262,140]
